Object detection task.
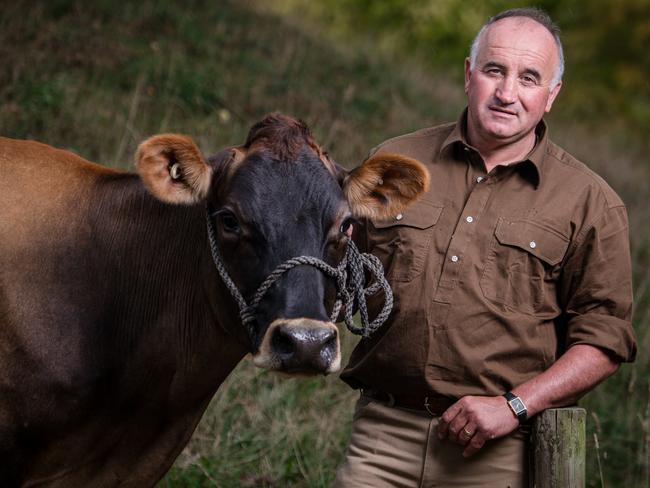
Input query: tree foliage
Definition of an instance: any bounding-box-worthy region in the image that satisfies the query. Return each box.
[280,0,650,135]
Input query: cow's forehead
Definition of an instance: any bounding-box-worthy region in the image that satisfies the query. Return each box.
[241,141,340,179]
[224,146,325,179]
[239,112,341,180]
[230,147,343,199]
[225,148,346,223]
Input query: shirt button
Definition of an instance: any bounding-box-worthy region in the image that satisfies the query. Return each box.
[466,216,474,223]
[476,176,484,183]
[395,213,403,221]
[451,255,459,262]
[529,241,537,249]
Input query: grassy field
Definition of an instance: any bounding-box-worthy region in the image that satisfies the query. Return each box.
[1,1,648,486]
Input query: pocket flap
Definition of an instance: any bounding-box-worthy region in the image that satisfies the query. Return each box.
[372,201,443,230]
[495,219,569,266]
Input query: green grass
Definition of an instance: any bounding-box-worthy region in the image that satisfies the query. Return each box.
[162,333,359,488]
[1,1,648,486]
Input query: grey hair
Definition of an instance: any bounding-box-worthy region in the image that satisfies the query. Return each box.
[469,8,564,87]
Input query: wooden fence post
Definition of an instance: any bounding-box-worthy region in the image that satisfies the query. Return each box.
[529,407,586,488]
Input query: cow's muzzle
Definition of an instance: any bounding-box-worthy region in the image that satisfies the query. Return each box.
[253,318,341,374]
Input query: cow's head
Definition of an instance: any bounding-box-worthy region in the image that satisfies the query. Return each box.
[136,114,429,375]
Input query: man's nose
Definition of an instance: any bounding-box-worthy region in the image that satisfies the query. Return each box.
[495,76,517,104]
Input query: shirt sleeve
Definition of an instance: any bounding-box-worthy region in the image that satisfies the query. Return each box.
[558,204,637,362]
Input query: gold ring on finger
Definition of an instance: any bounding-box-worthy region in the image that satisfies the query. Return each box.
[462,427,474,437]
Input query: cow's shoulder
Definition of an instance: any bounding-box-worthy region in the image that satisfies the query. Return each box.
[0,137,131,257]
[1,136,122,178]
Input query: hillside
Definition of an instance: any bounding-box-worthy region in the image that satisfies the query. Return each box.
[0,0,465,168]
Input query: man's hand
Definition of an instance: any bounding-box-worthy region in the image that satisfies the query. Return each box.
[436,395,518,457]
[435,345,620,458]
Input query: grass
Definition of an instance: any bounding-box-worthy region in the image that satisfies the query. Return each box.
[1,1,648,486]
[162,332,360,488]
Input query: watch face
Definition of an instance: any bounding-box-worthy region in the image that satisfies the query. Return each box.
[509,398,526,414]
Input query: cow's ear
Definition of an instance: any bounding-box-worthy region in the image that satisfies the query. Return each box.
[343,152,430,220]
[136,134,212,204]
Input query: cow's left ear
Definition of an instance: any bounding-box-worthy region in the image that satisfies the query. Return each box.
[343,152,430,220]
[136,134,212,204]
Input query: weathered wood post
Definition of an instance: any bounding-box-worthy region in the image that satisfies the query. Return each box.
[529,408,586,488]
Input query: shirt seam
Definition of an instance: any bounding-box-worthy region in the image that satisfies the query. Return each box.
[544,143,624,210]
[370,123,455,156]
[566,205,628,259]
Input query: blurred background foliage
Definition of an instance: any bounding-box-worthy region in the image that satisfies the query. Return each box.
[275,0,650,135]
[1,0,648,486]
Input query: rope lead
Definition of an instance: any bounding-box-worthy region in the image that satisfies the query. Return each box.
[206,209,393,338]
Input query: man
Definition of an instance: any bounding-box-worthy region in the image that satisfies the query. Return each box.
[334,7,637,488]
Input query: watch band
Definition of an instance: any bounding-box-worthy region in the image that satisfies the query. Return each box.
[503,391,527,424]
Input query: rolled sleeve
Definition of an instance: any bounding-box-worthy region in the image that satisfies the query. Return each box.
[559,205,637,362]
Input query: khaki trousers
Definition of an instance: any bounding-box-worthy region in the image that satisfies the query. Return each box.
[333,395,528,488]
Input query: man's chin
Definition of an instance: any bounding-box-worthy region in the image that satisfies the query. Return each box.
[483,124,520,141]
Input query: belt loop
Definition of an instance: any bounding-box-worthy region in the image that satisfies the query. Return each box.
[424,396,435,416]
[386,392,395,407]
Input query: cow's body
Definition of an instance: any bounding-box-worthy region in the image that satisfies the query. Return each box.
[1,139,246,484]
[0,114,428,486]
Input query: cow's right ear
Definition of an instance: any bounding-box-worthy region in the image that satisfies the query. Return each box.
[136,134,212,205]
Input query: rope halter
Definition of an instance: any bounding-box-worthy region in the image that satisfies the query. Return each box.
[205,208,393,338]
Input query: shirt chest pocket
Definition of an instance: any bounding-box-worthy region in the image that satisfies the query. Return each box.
[368,202,443,282]
[480,218,569,315]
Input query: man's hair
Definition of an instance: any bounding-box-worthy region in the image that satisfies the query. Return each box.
[468,7,564,87]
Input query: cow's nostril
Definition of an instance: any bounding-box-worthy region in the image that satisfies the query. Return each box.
[321,329,337,345]
[272,327,296,357]
[265,321,340,374]
[324,333,337,351]
[320,331,338,362]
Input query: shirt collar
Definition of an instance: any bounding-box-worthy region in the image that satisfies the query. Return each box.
[440,108,548,188]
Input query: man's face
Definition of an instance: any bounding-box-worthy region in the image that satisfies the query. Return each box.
[464,17,562,147]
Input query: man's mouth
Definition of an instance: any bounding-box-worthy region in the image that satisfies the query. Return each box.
[488,106,517,116]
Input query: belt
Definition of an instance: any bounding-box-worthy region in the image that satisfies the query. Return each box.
[362,389,456,416]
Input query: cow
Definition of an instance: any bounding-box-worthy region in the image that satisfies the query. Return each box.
[0,113,429,486]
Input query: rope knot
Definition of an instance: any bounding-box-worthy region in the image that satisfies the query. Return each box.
[206,209,393,337]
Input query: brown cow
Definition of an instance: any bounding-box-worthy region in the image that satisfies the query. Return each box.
[0,113,428,486]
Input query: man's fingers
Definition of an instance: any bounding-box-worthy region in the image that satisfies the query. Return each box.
[457,422,477,445]
[437,403,463,440]
[447,415,471,444]
[462,432,486,457]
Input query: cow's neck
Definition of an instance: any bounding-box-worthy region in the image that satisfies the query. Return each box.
[20,169,251,485]
[91,173,249,400]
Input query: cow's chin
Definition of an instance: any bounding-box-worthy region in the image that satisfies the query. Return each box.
[251,318,341,375]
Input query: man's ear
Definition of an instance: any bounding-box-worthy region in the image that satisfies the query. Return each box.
[343,152,430,220]
[464,57,472,93]
[545,80,562,112]
[136,134,212,205]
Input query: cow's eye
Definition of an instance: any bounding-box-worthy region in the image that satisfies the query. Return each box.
[217,209,240,233]
[339,217,356,236]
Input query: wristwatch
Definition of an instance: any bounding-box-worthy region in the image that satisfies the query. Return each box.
[503,391,527,424]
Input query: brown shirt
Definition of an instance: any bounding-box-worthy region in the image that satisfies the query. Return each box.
[341,112,637,399]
